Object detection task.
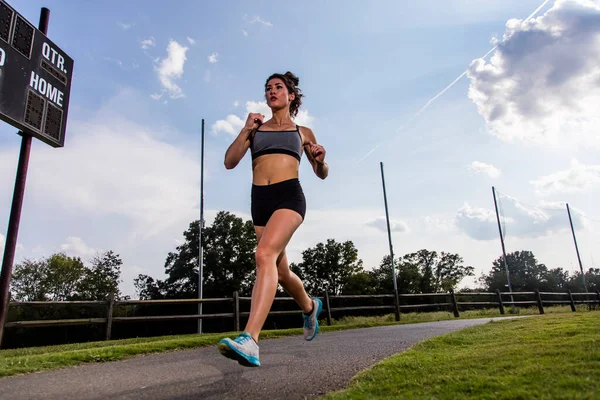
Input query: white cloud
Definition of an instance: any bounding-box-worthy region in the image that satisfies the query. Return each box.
[140,37,156,50]
[212,115,245,136]
[294,109,315,127]
[154,40,188,99]
[0,88,220,297]
[233,100,239,108]
[366,217,409,233]
[467,0,600,147]
[186,37,196,45]
[211,100,314,136]
[531,159,600,195]
[208,52,218,63]
[60,237,100,260]
[455,203,499,241]
[469,161,501,178]
[104,57,139,72]
[104,57,123,67]
[242,29,248,36]
[455,196,585,241]
[118,22,134,30]
[422,216,457,233]
[0,233,24,257]
[245,15,273,27]
[0,109,200,240]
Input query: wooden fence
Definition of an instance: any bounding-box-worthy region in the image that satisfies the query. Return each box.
[5,289,600,341]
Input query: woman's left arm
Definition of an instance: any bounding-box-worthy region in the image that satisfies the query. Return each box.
[301,126,329,180]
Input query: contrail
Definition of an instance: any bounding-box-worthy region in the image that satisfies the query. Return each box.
[355,0,552,164]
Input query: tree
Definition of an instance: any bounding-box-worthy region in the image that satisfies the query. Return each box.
[202,212,257,297]
[481,250,551,292]
[44,253,87,301]
[566,268,600,293]
[76,251,123,300]
[432,252,475,292]
[10,251,123,302]
[545,267,570,291]
[370,255,421,294]
[402,250,474,293]
[134,274,165,300]
[368,250,472,294]
[10,259,49,301]
[341,272,378,295]
[135,211,258,299]
[291,239,363,296]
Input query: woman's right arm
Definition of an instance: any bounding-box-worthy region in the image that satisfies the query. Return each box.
[224,113,263,169]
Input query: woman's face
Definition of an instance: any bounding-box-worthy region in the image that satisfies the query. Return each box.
[265,78,293,110]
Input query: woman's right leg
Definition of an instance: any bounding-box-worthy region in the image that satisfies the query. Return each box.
[218,209,302,367]
[242,208,303,342]
[253,226,312,313]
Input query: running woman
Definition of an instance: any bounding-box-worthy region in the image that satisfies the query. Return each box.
[218,71,329,367]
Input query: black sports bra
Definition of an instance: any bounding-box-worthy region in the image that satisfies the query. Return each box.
[250,125,303,162]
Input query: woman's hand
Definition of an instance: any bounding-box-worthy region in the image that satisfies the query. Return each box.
[244,113,265,132]
[308,141,326,164]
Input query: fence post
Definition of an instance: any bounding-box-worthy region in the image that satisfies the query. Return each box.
[495,289,505,315]
[567,290,576,312]
[105,293,114,341]
[393,289,400,321]
[233,291,240,332]
[534,289,544,315]
[449,289,460,318]
[324,291,332,326]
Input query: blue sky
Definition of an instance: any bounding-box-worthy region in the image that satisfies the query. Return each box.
[1,0,599,297]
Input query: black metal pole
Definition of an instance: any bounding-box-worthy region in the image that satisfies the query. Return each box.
[0,7,50,348]
[566,203,588,293]
[492,186,514,310]
[198,119,205,334]
[380,162,399,321]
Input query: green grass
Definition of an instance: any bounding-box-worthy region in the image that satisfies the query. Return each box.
[328,304,583,326]
[0,305,589,379]
[321,311,600,400]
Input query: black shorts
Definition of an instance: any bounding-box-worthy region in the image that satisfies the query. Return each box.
[251,178,306,226]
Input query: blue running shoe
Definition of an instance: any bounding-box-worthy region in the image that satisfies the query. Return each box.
[218,332,260,367]
[303,298,323,341]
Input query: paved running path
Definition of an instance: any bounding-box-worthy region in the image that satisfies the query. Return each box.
[0,317,520,399]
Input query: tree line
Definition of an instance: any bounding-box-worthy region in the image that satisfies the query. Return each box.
[132,211,477,300]
[8,210,599,303]
[4,210,598,349]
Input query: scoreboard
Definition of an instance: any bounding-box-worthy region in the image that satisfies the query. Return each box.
[0,0,73,148]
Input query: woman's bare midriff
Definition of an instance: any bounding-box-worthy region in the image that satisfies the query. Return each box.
[252,154,301,185]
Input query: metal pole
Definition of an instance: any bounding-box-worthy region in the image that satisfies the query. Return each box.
[492,186,515,310]
[380,162,398,293]
[198,119,205,334]
[566,203,588,293]
[0,7,50,348]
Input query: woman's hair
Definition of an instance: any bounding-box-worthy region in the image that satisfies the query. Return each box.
[265,71,303,118]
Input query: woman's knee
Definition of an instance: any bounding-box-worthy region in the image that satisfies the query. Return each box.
[277,268,291,284]
[255,246,278,268]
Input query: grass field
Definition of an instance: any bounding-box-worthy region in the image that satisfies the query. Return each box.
[321,311,600,399]
[0,305,590,379]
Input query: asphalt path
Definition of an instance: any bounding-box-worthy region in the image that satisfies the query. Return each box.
[0,317,521,400]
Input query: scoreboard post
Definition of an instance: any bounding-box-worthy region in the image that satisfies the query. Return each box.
[0,2,73,346]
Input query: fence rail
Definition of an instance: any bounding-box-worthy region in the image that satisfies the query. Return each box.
[5,289,600,340]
